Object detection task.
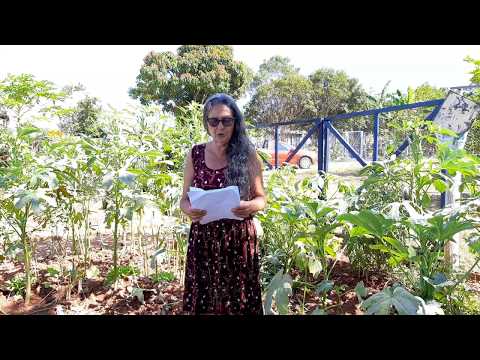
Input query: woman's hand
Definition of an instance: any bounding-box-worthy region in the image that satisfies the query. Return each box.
[231,200,256,219]
[184,205,207,223]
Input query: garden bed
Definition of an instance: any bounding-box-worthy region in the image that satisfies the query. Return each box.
[2,234,479,315]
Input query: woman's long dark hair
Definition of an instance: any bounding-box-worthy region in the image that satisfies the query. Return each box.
[203,93,255,200]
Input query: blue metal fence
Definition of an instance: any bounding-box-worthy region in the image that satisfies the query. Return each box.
[255,98,445,173]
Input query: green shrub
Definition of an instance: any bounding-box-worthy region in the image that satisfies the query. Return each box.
[105,265,140,285]
[465,117,480,156]
[151,271,176,283]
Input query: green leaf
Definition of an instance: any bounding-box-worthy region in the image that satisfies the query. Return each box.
[125,168,144,176]
[118,169,136,186]
[338,210,394,239]
[316,280,334,294]
[17,127,42,139]
[324,245,336,258]
[361,286,425,315]
[308,258,322,277]
[391,287,426,315]
[14,191,44,213]
[142,150,163,159]
[421,193,431,209]
[354,281,368,302]
[433,179,448,193]
[46,267,59,277]
[468,237,480,254]
[368,244,391,253]
[361,287,394,315]
[349,226,371,238]
[407,246,417,259]
[263,269,292,315]
[382,236,408,255]
[14,191,34,209]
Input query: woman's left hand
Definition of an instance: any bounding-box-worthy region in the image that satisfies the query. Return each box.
[231,200,256,219]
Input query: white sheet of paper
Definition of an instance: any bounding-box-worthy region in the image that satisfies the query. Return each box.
[187,186,242,224]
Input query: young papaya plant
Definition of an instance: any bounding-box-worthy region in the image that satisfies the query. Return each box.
[44,136,102,293]
[0,126,58,304]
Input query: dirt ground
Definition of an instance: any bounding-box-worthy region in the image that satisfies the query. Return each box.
[1,230,479,315]
[1,161,479,315]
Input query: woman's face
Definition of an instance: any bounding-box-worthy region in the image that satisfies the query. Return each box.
[206,104,235,146]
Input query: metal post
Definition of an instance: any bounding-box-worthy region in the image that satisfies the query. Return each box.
[274,126,279,169]
[323,120,329,172]
[442,133,469,269]
[317,120,324,174]
[373,113,380,161]
[440,169,447,208]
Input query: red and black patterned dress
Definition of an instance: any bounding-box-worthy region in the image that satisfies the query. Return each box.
[183,143,263,315]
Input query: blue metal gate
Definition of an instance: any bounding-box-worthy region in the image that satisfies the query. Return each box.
[255,98,445,173]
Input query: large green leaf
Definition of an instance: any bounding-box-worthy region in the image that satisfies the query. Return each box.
[361,285,426,315]
[14,190,49,213]
[339,210,394,239]
[382,236,408,255]
[263,269,292,315]
[361,287,394,315]
[316,280,334,295]
[432,179,448,193]
[354,281,368,302]
[427,216,474,243]
[17,127,42,139]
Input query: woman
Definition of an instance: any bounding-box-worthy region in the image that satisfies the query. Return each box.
[180,93,266,315]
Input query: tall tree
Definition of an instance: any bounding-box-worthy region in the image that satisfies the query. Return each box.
[249,56,300,93]
[129,45,253,113]
[246,63,370,132]
[59,96,104,137]
[309,68,369,118]
[465,56,480,85]
[245,73,316,125]
[463,56,480,155]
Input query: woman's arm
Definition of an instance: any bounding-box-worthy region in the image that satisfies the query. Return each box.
[231,151,267,218]
[180,149,207,222]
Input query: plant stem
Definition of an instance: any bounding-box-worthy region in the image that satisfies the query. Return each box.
[21,205,31,305]
[113,187,119,286]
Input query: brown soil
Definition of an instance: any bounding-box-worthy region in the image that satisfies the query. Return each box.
[1,236,479,315]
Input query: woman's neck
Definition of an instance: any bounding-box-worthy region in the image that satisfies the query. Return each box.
[208,140,228,158]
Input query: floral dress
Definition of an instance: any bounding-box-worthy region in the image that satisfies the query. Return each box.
[182,143,263,315]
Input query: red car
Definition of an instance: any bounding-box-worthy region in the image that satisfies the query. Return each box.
[261,141,316,169]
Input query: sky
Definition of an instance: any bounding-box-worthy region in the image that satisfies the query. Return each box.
[0,45,479,112]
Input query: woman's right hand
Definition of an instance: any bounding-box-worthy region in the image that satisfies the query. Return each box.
[185,206,207,223]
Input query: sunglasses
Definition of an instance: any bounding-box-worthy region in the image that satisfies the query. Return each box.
[206,117,235,127]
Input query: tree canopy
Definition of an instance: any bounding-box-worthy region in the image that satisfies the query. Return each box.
[245,58,370,130]
[129,45,253,114]
[59,95,104,137]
